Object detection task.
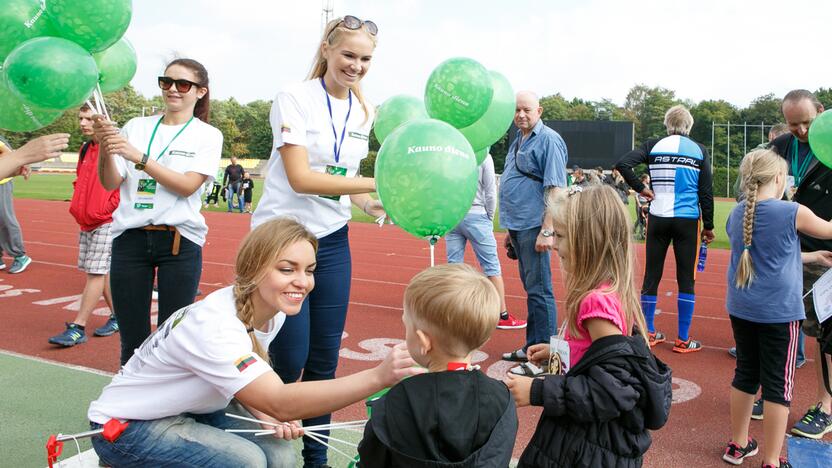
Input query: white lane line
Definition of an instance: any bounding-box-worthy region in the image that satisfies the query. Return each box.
[0,349,114,377]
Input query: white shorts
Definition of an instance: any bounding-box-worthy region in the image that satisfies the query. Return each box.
[78,223,113,274]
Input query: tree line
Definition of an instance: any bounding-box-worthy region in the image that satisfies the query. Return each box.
[7,84,832,179]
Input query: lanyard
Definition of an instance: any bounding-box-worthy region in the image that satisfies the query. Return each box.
[791,136,814,187]
[146,116,194,161]
[320,77,352,164]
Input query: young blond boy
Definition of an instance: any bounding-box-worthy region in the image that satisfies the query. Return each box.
[357,264,518,466]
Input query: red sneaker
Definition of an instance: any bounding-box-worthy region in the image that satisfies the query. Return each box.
[497,314,527,330]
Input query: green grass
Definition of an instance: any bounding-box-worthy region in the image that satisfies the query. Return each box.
[13,173,736,249]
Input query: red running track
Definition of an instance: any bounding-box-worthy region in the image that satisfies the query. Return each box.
[1,198,826,466]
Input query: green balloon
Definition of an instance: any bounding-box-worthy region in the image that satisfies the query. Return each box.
[375,119,478,239]
[46,0,132,53]
[0,0,57,61]
[424,57,493,129]
[809,110,832,169]
[474,147,488,166]
[94,37,137,93]
[5,37,99,110]
[373,95,428,145]
[459,71,515,153]
[0,69,63,132]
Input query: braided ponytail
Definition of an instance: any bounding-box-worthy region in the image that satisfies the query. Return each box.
[234,283,270,363]
[736,180,757,288]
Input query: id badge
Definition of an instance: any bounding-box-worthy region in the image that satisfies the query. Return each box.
[320,165,347,201]
[548,336,571,375]
[134,178,157,210]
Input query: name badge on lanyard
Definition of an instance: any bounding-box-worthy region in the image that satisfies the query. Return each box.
[319,77,352,202]
[548,324,570,375]
[135,179,157,210]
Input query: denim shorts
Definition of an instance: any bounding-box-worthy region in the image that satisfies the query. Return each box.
[445,211,501,276]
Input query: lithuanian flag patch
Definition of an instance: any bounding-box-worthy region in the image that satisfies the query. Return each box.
[235,354,257,372]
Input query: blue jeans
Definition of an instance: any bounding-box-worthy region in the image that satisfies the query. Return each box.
[269,224,351,466]
[445,212,501,276]
[509,227,557,349]
[227,181,243,212]
[110,229,202,365]
[91,401,295,467]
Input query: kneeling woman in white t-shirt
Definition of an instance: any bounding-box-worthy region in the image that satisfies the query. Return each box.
[95,58,223,365]
[251,16,384,466]
[88,218,422,467]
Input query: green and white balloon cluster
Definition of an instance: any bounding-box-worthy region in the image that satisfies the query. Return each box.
[0,0,136,132]
[374,57,514,241]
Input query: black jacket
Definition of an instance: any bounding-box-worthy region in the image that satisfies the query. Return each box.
[357,370,517,467]
[769,133,832,252]
[518,335,672,468]
[616,136,714,230]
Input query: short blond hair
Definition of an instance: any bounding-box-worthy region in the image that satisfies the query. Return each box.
[664,105,694,136]
[404,264,499,356]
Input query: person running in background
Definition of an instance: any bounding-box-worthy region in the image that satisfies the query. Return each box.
[446,152,525,330]
[616,105,715,353]
[48,104,120,347]
[242,171,255,213]
[223,156,245,213]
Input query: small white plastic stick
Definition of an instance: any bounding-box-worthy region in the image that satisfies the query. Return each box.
[304,431,355,460]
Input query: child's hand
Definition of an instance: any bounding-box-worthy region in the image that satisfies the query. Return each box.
[803,250,832,267]
[526,343,551,365]
[506,374,534,407]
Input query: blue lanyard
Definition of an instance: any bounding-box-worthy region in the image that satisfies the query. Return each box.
[320,77,352,164]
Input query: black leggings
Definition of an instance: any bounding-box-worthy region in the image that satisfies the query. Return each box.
[642,215,698,296]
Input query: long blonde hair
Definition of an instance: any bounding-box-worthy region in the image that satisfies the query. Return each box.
[308,17,377,124]
[735,149,788,288]
[549,185,648,342]
[233,218,318,362]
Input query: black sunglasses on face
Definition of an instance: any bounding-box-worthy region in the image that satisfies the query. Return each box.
[158,76,202,93]
[338,15,378,36]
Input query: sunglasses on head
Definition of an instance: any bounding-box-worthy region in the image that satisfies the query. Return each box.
[336,15,378,36]
[158,76,202,93]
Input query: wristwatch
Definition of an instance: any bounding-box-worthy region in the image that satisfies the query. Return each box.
[540,229,554,238]
[134,153,149,171]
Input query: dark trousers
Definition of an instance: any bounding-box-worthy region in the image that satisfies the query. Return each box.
[269,224,351,466]
[642,215,698,295]
[110,229,202,365]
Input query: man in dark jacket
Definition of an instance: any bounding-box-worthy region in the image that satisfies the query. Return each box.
[768,89,832,440]
[48,104,120,347]
[515,335,672,467]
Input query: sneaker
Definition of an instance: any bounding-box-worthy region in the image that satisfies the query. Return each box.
[497,313,527,330]
[722,437,758,465]
[672,337,702,353]
[791,402,832,439]
[729,347,737,358]
[8,255,31,274]
[0,262,5,270]
[648,331,666,348]
[751,398,763,420]
[93,315,119,337]
[48,323,87,347]
[795,359,807,369]
[509,362,544,377]
[761,457,792,468]
[502,348,528,362]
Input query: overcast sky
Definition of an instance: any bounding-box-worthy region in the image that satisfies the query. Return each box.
[126,0,828,108]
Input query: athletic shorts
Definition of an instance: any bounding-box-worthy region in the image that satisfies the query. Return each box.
[78,223,113,275]
[730,315,801,406]
[802,263,827,338]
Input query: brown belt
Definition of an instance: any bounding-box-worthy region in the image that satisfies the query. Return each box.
[140,225,181,255]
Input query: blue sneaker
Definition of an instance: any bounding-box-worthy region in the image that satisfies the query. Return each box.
[791,403,832,439]
[48,323,87,347]
[8,255,31,274]
[93,315,119,337]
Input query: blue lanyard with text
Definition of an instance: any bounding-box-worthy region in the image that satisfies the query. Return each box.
[320,77,352,164]
[791,136,814,187]
[146,116,194,161]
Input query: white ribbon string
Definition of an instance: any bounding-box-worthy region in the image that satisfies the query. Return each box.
[303,430,355,461]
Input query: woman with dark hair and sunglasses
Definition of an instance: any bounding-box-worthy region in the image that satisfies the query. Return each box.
[251,15,381,467]
[94,58,223,365]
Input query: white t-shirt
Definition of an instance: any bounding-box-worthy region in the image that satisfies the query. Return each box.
[87,286,284,423]
[251,79,374,238]
[111,116,223,246]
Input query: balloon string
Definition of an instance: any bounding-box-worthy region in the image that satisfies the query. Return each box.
[95,84,111,121]
[430,243,435,267]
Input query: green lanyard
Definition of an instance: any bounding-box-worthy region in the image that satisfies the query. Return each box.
[146,116,194,161]
[791,136,814,187]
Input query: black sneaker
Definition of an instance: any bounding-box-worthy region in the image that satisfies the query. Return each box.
[761,457,792,468]
[791,403,832,439]
[751,398,763,420]
[722,437,758,465]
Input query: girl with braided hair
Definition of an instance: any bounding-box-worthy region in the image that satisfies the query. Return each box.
[723,149,832,468]
[87,218,423,467]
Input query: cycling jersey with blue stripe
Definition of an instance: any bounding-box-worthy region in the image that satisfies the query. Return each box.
[648,135,703,220]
